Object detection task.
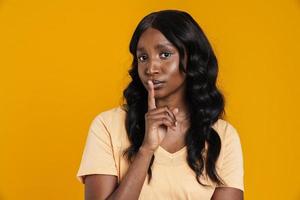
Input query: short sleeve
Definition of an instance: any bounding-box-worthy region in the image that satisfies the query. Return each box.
[217,122,244,191]
[76,113,118,184]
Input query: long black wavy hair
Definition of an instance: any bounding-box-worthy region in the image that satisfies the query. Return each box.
[122,10,226,187]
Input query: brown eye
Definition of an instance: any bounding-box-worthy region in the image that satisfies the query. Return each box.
[137,54,148,62]
[160,52,172,59]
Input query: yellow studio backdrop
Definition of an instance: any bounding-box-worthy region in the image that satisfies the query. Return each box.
[0,0,299,199]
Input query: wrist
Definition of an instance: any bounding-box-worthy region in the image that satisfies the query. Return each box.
[139,145,155,156]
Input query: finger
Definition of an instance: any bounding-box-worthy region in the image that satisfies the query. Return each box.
[169,107,178,124]
[147,80,156,110]
[171,107,179,124]
[148,114,176,126]
[148,109,176,125]
[153,118,176,131]
[148,107,178,124]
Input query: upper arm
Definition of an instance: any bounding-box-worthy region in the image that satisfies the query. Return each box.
[84,174,118,200]
[211,121,244,200]
[76,112,119,189]
[216,122,244,191]
[211,187,243,200]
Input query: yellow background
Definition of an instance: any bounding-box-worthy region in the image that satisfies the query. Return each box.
[1,0,299,199]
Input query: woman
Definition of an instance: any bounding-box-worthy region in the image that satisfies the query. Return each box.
[77,10,244,200]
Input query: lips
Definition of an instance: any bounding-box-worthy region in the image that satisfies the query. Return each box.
[152,80,164,84]
[147,80,165,90]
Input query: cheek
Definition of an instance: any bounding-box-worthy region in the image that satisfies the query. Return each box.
[166,54,180,71]
[164,59,182,78]
[137,65,143,79]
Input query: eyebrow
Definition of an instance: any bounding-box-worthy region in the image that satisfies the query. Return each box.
[137,43,174,52]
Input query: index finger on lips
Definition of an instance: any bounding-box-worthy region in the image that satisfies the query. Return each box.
[147,80,156,110]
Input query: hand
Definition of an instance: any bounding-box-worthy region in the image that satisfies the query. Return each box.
[141,80,179,152]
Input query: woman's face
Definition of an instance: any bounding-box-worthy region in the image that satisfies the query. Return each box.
[137,28,187,100]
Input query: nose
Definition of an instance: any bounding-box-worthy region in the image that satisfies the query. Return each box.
[146,58,160,75]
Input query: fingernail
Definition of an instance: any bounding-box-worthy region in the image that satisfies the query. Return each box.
[174,108,179,113]
[175,121,178,127]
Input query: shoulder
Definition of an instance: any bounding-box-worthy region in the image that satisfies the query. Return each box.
[87,105,126,137]
[90,106,127,145]
[94,105,126,125]
[211,119,242,145]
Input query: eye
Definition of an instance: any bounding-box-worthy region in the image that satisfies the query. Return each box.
[137,54,148,62]
[160,52,172,59]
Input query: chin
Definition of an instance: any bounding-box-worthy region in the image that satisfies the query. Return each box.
[154,90,167,99]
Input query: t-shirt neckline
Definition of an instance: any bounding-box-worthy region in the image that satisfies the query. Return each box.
[153,145,187,165]
[158,145,187,157]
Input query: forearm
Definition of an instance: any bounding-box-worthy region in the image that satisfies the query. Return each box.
[106,146,154,200]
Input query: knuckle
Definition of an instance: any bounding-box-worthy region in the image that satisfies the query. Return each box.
[149,108,156,113]
[163,117,169,123]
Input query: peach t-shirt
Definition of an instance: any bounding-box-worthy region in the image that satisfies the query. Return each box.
[76,106,244,199]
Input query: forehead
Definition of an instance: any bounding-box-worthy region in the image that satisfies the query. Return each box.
[137,28,174,50]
